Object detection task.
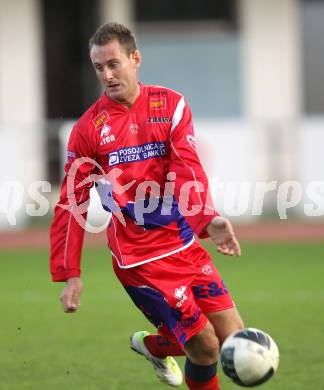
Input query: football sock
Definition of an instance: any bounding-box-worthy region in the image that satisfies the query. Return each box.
[143,334,185,358]
[185,359,219,390]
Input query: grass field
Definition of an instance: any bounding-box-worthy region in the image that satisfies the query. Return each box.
[1,241,324,390]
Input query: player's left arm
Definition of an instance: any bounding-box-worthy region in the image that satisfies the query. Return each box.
[169,97,241,256]
[206,216,241,257]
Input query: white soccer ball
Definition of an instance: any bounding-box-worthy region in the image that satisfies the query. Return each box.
[220,328,279,387]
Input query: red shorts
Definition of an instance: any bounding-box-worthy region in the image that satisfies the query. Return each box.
[113,240,234,346]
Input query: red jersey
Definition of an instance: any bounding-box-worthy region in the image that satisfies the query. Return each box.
[50,84,219,281]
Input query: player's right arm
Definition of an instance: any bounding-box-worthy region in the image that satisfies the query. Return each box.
[49,116,98,289]
[60,277,84,313]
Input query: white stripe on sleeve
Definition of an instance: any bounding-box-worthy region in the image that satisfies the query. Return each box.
[171,97,185,133]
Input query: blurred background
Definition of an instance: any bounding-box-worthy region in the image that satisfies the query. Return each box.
[0,0,323,234]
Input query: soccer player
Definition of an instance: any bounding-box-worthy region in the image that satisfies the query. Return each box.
[50,22,244,389]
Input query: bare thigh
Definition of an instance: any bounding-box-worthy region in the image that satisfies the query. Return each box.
[206,307,244,346]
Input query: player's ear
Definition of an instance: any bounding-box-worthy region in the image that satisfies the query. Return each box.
[132,50,141,68]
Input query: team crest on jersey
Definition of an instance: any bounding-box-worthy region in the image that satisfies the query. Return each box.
[130,123,139,134]
[93,110,110,129]
[149,97,167,110]
[202,265,213,276]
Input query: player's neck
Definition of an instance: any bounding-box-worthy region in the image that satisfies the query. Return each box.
[111,83,141,109]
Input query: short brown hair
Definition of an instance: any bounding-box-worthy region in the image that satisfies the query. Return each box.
[89,22,137,55]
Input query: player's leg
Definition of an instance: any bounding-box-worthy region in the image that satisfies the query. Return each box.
[142,327,185,358]
[142,320,222,390]
[184,308,244,390]
[183,242,244,389]
[113,246,223,389]
[183,307,243,390]
[184,320,218,364]
[130,330,183,387]
[183,307,244,390]
[206,307,244,346]
[183,320,220,390]
[142,307,243,360]
[189,241,244,343]
[113,258,184,387]
[141,306,241,362]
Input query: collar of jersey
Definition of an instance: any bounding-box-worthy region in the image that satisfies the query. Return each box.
[102,82,145,112]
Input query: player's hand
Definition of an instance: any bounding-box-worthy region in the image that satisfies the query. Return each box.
[60,277,83,313]
[206,216,241,257]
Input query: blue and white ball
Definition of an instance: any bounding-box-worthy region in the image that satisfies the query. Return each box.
[220,328,279,387]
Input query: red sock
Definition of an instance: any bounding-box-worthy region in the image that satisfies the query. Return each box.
[143,335,185,358]
[185,374,219,390]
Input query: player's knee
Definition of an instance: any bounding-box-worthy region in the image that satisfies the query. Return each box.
[237,316,244,330]
[208,308,245,346]
[231,310,245,332]
[184,323,219,364]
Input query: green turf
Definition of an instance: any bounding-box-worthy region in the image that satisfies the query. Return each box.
[1,241,323,390]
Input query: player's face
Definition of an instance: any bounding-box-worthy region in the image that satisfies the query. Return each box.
[90,40,141,106]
